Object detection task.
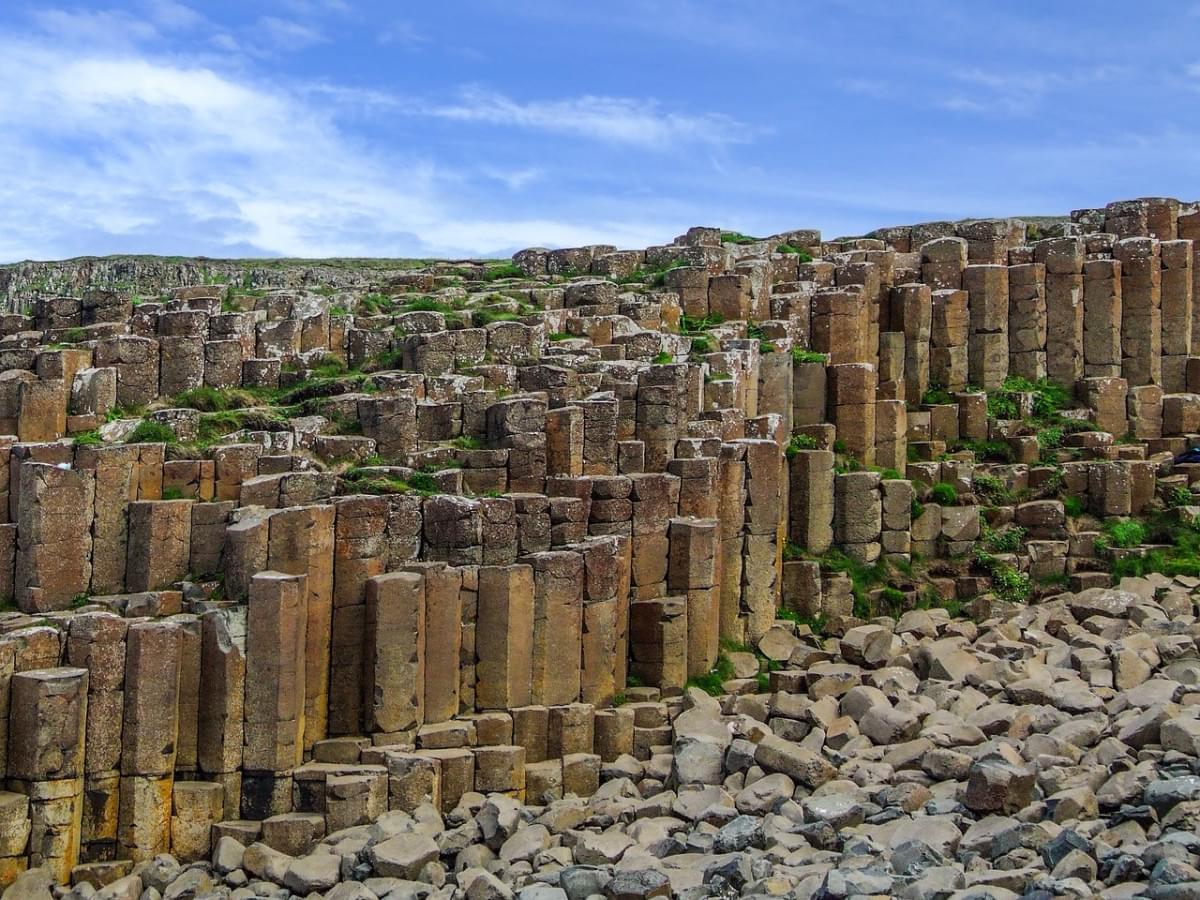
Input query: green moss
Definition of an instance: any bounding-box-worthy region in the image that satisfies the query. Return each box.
[127,421,176,444]
[161,487,185,501]
[548,332,571,342]
[1063,495,1084,517]
[652,352,674,365]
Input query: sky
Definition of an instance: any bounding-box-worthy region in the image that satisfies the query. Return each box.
[0,1,1197,263]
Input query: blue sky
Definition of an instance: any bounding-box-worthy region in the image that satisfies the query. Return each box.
[0,1,1197,262]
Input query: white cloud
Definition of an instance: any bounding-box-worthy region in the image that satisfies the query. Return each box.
[426,87,748,149]
[0,19,700,261]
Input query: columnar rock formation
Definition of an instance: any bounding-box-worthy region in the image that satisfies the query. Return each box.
[0,197,1199,897]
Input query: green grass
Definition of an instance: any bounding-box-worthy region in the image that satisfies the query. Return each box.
[973,473,1015,505]
[1063,495,1084,517]
[783,541,805,561]
[776,608,828,635]
[614,258,688,288]
[929,482,958,505]
[983,524,1025,553]
[791,348,828,364]
[357,293,396,316]
[688,334,713,355]
[72,430,103,447]
[973,549,1031,603]
[172,386,259,413]
[775,244,813,262]
[720,231,759,245]
[652,352,674,365]
[785,433,818,458]
[548,332,571,342]
[1102,518,1147,549]
[686,653,736,696]
[1166,484,1195,508]
[452,435,485,450]
[472,308,522,328]
[127,421,176,444]
[987,375,1071,421]
[480,263,525,281]
[921,386,956,406]
[161,487,185,501]
[680,313,724,335]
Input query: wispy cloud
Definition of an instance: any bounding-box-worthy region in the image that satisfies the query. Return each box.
[256,16,328,50]
[940,65,1128,115]
[426,87,748,149]
[378,20,428,47]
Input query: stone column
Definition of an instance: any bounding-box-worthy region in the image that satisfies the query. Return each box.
[875,400,907,473]
[364,571,425,739]
[579,536,622,708]
[328,495,383,737]
[406,563,461,725]
[1037,239,1085,388]
[668,517,718,678]
[1177,212,1200,353]
[629,597,687,694]
[15,463,94,613]
[125,500,192,592]
[198,608,245,821]
[635,365,686,473]
[243,571,307,818]
[629,473,680,601]
[834,471,882,564]
[66,613,126,862]
[890,283,931,403]
[1115,237,1162,386]
[1161,239,1194,392]
[921,237,967,290]
[964,264,1010,390]
[716,445,746,643]
[474,565,534,710]
[788,449,834,555]
[546,406,584,477]
[828,363,877,465]
[1008,263,1047,380]
[811,286,868,364]
[522,550,583,707]
[119,621,182,863]
[267,505,335,752]
[738,438,783,642]
[1083,259,1123,377]
[9,668,88,882]
[930,290,969,391]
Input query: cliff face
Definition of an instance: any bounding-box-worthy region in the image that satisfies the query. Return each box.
[0,256,429,311]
